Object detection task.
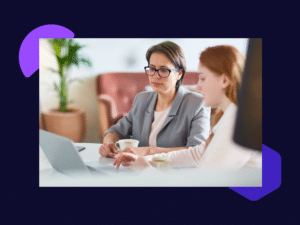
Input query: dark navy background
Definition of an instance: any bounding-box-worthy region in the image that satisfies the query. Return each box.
[4,3,296,225]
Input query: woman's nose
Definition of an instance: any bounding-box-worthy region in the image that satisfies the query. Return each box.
[196,84,202,92]
[153,70,161,79]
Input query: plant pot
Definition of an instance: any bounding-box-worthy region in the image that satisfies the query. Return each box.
[42,107,86,142]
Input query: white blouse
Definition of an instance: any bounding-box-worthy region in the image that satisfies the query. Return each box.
[131,103,262,171]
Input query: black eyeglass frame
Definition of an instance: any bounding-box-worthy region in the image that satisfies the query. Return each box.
[144,66,180,78]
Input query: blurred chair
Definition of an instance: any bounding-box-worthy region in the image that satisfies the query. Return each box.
[96,72,200,141]
[233,38,262,151]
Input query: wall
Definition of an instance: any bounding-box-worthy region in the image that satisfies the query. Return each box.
[39,38,248,143]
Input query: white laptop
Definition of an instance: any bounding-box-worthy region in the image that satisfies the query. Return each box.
[39,129,114,177]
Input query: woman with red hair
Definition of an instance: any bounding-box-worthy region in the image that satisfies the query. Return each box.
[113,45,262,171]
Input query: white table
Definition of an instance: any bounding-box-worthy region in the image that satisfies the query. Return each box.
[39,143,262,187]
[39,143,125,183]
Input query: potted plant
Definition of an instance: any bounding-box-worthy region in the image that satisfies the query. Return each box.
[42,38,92,142]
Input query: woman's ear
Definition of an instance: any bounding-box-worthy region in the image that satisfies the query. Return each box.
[221,74,230,89]
[177,68,183,80]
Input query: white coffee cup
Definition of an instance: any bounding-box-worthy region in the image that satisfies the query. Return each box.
[150,157,171,170]
[115,139,139,151]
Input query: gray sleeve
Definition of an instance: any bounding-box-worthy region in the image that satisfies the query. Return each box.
[186,101,211,147]
[104,94,139,139]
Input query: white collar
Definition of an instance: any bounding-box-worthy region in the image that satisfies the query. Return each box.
[212,103,237,134]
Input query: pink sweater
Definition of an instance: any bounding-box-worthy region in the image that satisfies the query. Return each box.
[148,106,171,147]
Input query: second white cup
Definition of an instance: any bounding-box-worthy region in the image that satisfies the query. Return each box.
[115,139,139,151]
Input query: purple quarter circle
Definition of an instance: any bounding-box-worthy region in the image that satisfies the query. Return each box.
[230,144,282,201]
[19,24,74,78]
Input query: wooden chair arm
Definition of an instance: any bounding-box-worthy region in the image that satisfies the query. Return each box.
[98,99,111,142]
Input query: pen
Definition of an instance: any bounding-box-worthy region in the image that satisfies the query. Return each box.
[77,146,86,152]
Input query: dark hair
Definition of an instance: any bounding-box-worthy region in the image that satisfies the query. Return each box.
[146,41,186,89]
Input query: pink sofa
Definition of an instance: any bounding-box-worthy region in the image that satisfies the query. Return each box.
[96,72,200,141]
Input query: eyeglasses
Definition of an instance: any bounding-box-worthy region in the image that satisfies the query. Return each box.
[144,66,179,78]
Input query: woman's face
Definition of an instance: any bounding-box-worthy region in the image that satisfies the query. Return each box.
[148,53,182,95]
[196,62,225,107]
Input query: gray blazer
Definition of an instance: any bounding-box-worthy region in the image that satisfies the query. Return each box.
[105,86,211,148]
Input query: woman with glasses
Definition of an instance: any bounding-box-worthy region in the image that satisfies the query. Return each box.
[113,45,262,170]
[99,41,211,158]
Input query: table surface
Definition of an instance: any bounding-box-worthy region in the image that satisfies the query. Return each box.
[39,143,262,187]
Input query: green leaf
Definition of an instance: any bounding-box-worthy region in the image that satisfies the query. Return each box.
[79,58,92,67]
[56,55,67,67]
[46,67,59,74]
[53,82,60,92]
[68,78,83,84]
[48,38,66,57]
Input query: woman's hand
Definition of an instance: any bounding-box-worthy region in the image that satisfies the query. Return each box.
[113,152,138,169]
[122,147,151,156]
[99,142,119,158]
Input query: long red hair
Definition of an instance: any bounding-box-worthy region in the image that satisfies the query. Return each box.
[199,45,246,148]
